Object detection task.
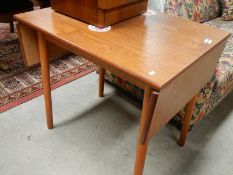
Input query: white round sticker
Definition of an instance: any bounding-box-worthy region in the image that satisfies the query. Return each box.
[143,9,157,16]
[88,25,111,32]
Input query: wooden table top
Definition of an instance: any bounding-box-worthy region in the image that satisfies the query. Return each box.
[15,8,230,91]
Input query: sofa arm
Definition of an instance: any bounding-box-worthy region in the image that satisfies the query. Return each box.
[164,0,188,18]
[164,0,221,23]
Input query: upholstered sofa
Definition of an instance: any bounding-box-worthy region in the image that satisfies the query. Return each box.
[32,0,51,8]
[105,0,233,129]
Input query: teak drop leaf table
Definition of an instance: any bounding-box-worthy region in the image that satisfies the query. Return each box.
[15,8,230,175]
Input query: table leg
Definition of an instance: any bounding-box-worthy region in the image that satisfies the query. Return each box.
[178,95,197,146]
[98,67,105,97]
[10,22,14,33]
[134,87,154,175]
[37,32,53,129]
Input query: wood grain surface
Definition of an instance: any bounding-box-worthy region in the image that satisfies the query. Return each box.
[17,22,69,66]
[50,0,147,27]
[14,8,230,91]
[146,39,228,141]
[98,0,142,9]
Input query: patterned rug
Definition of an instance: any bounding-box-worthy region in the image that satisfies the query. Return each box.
[0,23,96,112]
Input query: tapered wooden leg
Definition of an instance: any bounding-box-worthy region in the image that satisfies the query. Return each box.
[98,67,105,97]
[10,22,14,33]
[37,32,53,129]
[178,95,197,146]
[134,87,154,175]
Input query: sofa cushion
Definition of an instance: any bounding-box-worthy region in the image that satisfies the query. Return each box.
[221,0,233,21]
[164,0,221,22]
[164,0,189,19]
[205,17,233,33]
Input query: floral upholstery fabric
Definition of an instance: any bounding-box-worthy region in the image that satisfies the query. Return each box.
[163,0,189,18]
[164,0,221,22]
[193,18,233,124]
[221,0,233,21]
[105,17,233,127]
